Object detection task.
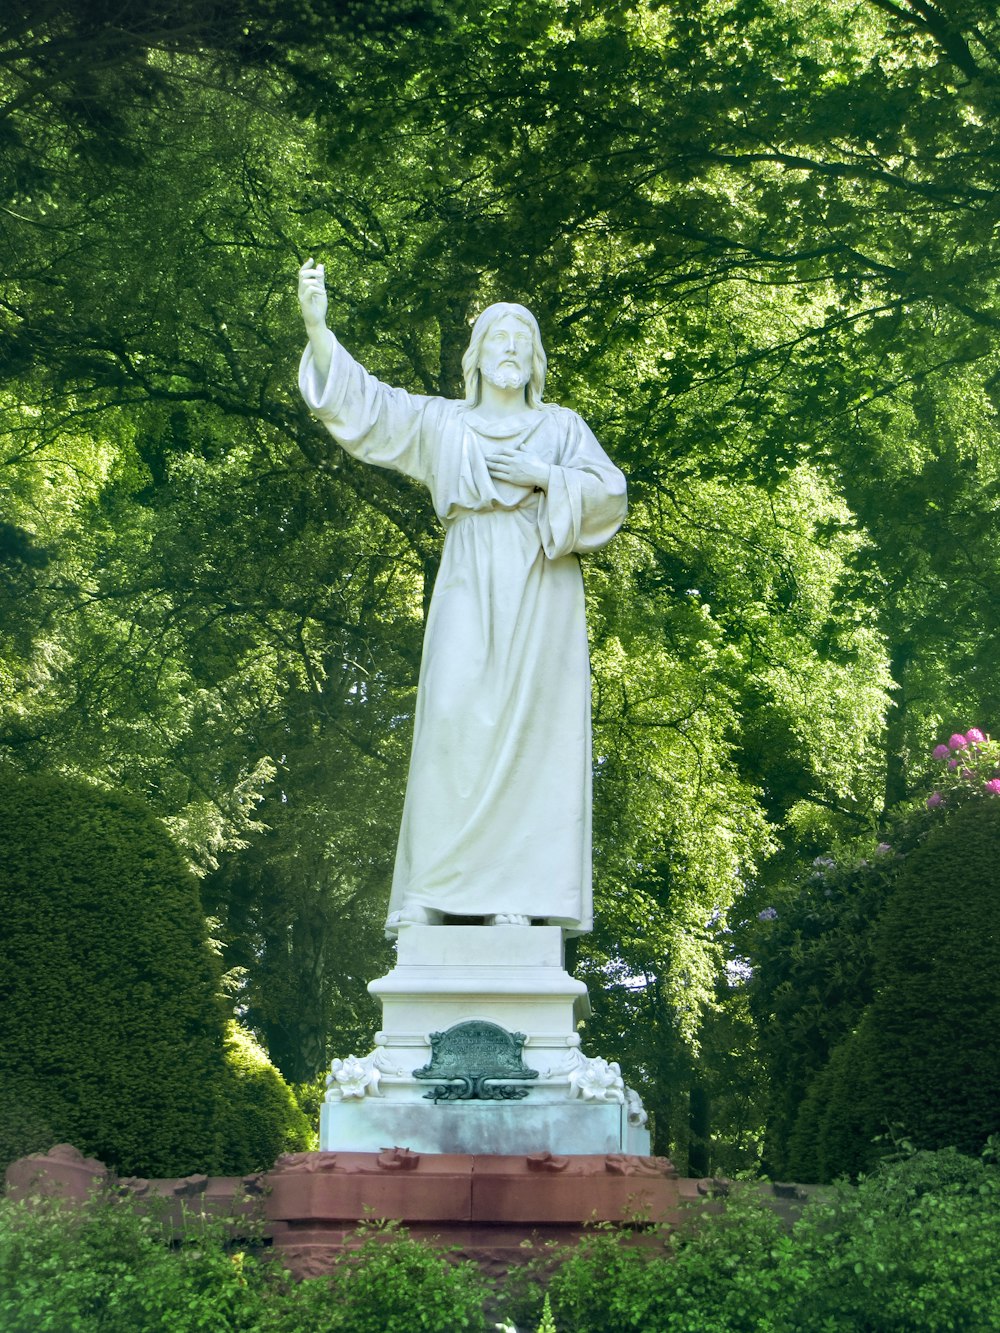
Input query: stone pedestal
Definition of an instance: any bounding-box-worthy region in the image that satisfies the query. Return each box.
[321,924,650,1157]
[267,1150,686,1279]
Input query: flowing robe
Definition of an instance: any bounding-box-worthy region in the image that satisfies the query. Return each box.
[300,338,627,934]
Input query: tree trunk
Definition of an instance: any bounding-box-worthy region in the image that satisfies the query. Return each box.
[884,639,913,813]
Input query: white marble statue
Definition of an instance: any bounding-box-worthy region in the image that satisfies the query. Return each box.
[298,261,627,937]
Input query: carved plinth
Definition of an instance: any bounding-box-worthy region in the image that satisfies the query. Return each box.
[321,924,650,1156]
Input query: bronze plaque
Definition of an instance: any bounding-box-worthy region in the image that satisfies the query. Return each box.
[413,1020,539,1101]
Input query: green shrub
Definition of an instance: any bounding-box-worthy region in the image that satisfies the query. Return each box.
[2,1152,998,1332]
[783,1150,1000,1332]
[275,1220,489,1332]
[218,1022,314,1172]
[0,1199,489,1333]
[545,1152,1000,1332]
[0,1191,279,1332]
[805,797,1000,1178]
[870,796,1000,1156]
[545,1225,663,1332]
[0,772,315,1178]
[747,849,892,1179]
[785,1013,883,1183]
[0,771,232,1176]
[546,1198,792,1333]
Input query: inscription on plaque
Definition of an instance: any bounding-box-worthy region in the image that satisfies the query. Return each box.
[413,1020,539,1102]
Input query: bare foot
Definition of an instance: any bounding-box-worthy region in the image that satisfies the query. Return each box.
[385,905,444,933]
[489,913,532,926]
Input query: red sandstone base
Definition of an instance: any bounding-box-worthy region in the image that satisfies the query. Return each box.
[267,1148,698,1277]
[5,1144,714,1278]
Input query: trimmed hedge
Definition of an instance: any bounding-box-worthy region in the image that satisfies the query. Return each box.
[871,796,1000,1154]
[793,796,1000,1179]
[785,1012,883,1182]
[0,770,308,1177]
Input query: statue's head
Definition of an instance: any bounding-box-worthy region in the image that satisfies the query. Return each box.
[462,303,547,408]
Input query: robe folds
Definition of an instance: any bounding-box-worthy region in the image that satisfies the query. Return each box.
[300,339,627,935]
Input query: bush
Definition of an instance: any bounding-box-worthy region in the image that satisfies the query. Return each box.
[545,1151,1000,1332]
[2,1151,998,1332]
[0,1197,490,1333]
[782,1150,1000,1332]
[785,1013,883,1183]
[0,771,231,1177]
[870,796,1000,1156]
[804,796,1000,1178]
[218,1023,314,1172]
[0,1191,279,1333]
[746,849,892,1178]
[546,1199,790,1333]
[269,1220,489,1332]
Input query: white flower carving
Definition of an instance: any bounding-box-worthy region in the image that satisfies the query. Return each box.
[324,1039,401,1101]
[569,1054,626,1103]
[547,1037,626,1104]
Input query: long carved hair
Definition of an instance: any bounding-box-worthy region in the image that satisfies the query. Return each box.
[462,303,547,408]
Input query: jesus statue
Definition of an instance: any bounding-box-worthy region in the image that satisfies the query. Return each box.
[297,261,627,937]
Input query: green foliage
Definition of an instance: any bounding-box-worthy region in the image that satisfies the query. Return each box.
[4,0,1000,1156]
[784,1012,884,1183]
[536,1292,557,1333]
[0,1192,278,1333]
[776,1151,1000,1332]
[3,1152,999,1331]
[0,770,230,1177]
[805,795,1000,1178]
[874,795,1000,1154]
[275,1220,489,1333]
[0,1197,491,1333]
[547,1201,789,1333]
[746,845,897,1177]
[545,1152,1000,1331]
[217,1023,314,1173]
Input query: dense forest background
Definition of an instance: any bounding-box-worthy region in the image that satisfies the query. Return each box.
[2,0,998,1177]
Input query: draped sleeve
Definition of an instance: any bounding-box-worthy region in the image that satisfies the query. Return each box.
[537,408,628,559]
[299,338,440,489]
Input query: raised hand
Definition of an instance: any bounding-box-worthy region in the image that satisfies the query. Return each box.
[298,258,328,332]
[297,258,334,381]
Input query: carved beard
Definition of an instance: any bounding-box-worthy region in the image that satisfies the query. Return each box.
[479,351,530,392]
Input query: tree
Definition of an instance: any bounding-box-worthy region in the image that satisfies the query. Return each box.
[3,0,1000,1152]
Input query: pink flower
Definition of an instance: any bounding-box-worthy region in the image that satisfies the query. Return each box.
[926,792,945,808]
[933,744,951,760]
[948,733,968,750]
[966,728,986,745]
[961,768,976,780]
[984,779,1000,796]
[948,758,959,770]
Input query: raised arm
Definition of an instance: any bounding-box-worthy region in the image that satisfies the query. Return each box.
[298,258,335,382]
[296,261,442,491]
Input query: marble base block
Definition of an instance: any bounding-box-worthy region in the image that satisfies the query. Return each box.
[321,924,651,1156]
[321,1097,649,1156]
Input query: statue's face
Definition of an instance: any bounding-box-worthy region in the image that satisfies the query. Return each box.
[478,314,534,392]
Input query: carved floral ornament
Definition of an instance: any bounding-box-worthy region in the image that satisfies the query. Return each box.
[324,1034,402,1102]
